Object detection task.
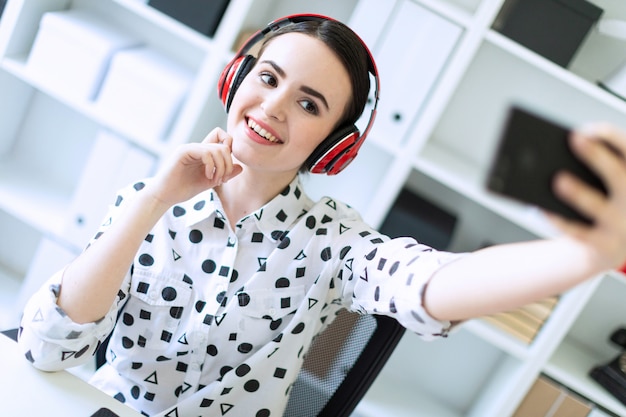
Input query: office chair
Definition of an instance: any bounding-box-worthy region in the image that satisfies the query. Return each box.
[283,310,405,417]
[9,308,405,417]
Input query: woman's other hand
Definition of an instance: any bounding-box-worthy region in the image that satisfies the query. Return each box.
[149,128,243,208]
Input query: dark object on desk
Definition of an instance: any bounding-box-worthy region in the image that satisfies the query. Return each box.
[486,105,608,225]
[147,0,230,37]
[90,408,120,417]
[493,0,603,67]
[590,327,626,406]
[380,188,457,250]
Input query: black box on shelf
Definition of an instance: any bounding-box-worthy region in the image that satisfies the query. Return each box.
[493,0,603,68]
[148,0,230,38]
[379,188,457,251]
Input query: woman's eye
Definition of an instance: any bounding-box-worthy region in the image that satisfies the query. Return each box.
[300,100,319,115]
[260,73,277,87]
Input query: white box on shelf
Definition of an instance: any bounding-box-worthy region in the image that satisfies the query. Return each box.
[25,9,142,101]
[94,46,193,142]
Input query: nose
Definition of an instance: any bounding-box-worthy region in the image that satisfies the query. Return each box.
[260,89,287,121]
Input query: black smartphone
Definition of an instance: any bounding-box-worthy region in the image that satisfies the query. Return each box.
[486,105,608,224]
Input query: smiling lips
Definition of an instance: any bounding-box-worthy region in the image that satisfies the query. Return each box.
[248,119,281,143]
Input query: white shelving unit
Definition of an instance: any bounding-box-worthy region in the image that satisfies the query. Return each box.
[1,0,625,416]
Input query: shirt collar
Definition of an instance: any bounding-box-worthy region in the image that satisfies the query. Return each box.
[184,176,312,241]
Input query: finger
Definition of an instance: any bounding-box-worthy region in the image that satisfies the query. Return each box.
[200,151,217,180]
[201,127,229,144]
[570,128,626,198]
[543,210,587,239]
[553,171,606,225]
[577,122,626,158]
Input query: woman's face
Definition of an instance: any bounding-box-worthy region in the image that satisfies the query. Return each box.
[227,32,352,177]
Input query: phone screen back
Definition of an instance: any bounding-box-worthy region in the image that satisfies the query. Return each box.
[486,106,606,224]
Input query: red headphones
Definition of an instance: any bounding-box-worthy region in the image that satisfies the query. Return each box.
[217,14,379,175]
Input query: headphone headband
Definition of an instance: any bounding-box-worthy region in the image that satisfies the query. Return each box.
[217,13,380,175]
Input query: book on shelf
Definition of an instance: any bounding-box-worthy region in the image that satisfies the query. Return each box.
[513,375,593,417]
[482,296,559,344]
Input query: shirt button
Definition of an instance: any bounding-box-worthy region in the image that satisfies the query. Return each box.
[269,308,276,316]
[149,290,159,300]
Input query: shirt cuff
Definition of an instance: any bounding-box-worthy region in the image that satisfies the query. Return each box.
[19,269,117,370]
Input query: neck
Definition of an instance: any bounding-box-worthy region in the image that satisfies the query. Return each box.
[215,168,298,228]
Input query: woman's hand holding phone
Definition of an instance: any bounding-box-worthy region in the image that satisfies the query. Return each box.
[487,106,626,271]
[550,123,626,271]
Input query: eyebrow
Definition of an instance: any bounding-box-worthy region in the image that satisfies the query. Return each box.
[260,60,329,111]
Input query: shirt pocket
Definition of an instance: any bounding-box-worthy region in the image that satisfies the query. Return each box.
[236,286,306,321]
[122,269,193,350]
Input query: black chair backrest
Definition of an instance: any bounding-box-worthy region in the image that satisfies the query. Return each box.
[284,310,405,417]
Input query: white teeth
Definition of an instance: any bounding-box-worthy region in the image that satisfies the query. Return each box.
[248,119,279,143]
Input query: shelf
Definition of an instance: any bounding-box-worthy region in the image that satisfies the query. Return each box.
[464,319,532,360]
[239,0,359,35]
[417,0,478,28]
[0,162,68,237]
[357,328,519,417]
[413,145,558,240]
[546,339,626,417]
[112,0,214,53]
[485,30,626,120]
[565,273,626,359]
[353,381,462,417]
[0,87,99,237]
[2,55,167,155]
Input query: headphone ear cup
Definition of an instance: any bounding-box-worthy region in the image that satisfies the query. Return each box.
[218,55,256,111]
[307,125,360,174]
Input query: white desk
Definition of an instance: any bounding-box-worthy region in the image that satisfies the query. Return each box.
[0,333,142,416]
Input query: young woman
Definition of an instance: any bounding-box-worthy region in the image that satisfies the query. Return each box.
[18,14,626,417]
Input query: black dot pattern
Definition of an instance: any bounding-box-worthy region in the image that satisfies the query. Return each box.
[19,177,461,416]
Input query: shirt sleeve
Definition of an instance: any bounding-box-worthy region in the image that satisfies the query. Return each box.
[18,269,120,371]
[17,181,143,372]
[341,229,466,341]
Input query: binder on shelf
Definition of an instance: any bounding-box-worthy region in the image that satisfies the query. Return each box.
[379,187,457,251]
[370,0,462,145]
[483,296,558,343]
